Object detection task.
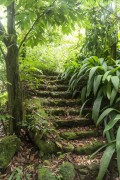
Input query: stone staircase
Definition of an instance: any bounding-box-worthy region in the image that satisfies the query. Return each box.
[26,73,106,179]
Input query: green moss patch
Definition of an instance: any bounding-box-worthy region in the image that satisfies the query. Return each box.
[58,162,75,180]
[38,166,57,180]
[55,119,94,128]
[75,141,104,155]
[60,130,98,140]
[0,135,21,170]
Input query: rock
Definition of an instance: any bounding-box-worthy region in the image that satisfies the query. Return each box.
[0,135,21,170]
[63,143,74,153]
[76,163,99,180]
[75,141,104,155]
[38,166,57,180]
[43,160,51,166]
[58,162,75,180]
[60,130,98,140]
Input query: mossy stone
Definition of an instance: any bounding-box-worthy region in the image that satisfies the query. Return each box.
[63,143,74,153]
[58,162,75,180]
[61,132,77,140]
[0,135,21,170]
[38,166,57,180]
[35,139,58,154]
[75,141,104,155]
[61,130,98,140]
[43,160,51,166]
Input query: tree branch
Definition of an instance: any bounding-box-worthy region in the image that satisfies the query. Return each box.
[18,0,57,51]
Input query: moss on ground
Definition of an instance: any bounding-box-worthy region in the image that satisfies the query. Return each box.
[60,130,98,140]
[58,162,75,180]
[38,166,57,180]
[75,141,104,155]
[0,135,21,170]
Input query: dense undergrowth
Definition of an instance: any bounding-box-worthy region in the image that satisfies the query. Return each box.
[62,56,120,179]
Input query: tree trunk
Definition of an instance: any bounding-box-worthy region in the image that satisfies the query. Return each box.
[110,43,116,60]
[4,2,23,135]
[5,45,22,135]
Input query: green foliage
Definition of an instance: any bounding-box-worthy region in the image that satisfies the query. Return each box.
[67,56,120,178]
[25,98,57,140]
[96,143,115,180]
[8,167,31,180]
[80,4,118,58]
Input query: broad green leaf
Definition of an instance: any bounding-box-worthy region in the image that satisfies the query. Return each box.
[81,86,87,104]
[80,99,90,116]
[93,75,102,96]
[99,58,104,65]
[116,127,120,177]
[87,66,99,97]
[110,88,117,106]
[111,76,119,91]
[104,115,120,134]
[106,82,111,100]
[104,117,112,143]
[102,71,110,82]
[96,144,115,180]
[106,75,111,82]
[102,61,107,72]
[116,97,120,104]
[97,108,117,126]
[92,96,103,124]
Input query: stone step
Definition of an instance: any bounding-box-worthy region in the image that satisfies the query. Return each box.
[37,84,68,91]
[45,107,91,116]
[29,90,73,99]
[59,126,101,140]
[46,79,68,85]
[61,137,106,155]
[44,153,102,180]
[33,74,60,80]
[40,98,81,107]
[54,116,93,128]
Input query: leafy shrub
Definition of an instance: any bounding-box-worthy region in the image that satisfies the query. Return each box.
[68,56,120,179]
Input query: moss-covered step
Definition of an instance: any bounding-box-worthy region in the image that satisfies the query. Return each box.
[74,141,104,155]
[45,107,91,116]
[0,135,21,170]
[58,162,75,180]
[75,163,100,180]
[62,137,106,155]
[29,90,73,98]
[38,162,75,180]
[38,166,57,180]
[59,128,100,140]
[54,117,93,128]
[37,84,68,91]
[40,98,81,107]
[35,74,59,80]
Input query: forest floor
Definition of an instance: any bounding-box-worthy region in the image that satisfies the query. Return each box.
[0,122,103,180]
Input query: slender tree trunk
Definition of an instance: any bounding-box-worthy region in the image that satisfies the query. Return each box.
[110,43,116,60]
[5,2,23,135]
[5,45,22,134]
